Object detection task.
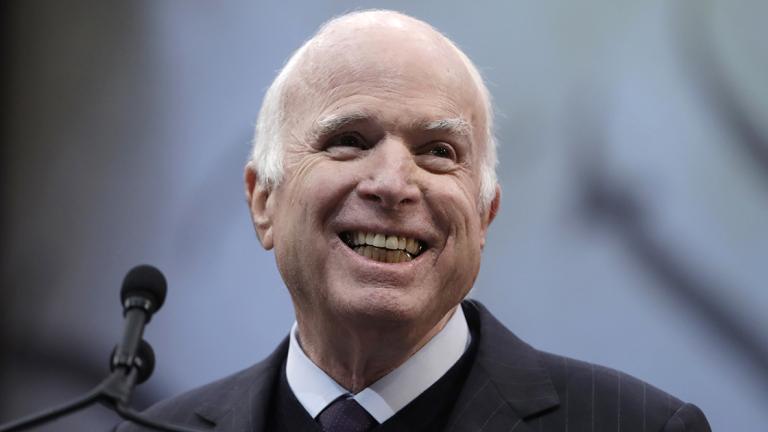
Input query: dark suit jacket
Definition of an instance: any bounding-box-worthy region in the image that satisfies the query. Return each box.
[116,300,710,431]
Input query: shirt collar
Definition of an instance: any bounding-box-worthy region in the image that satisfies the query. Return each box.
[286,306,470,424]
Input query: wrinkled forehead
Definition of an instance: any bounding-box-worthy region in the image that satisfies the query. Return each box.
[282,16,487,137]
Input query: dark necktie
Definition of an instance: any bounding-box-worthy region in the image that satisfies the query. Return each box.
[317,396,378,432]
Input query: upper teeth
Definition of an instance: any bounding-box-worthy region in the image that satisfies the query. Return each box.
[347,232,422,255]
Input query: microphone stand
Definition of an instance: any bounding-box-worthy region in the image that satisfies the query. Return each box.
[0,265,205,432]
[0,340,204,432]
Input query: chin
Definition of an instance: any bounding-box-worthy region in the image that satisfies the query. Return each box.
[331,284,449,328]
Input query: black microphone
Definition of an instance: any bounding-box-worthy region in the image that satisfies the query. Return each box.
[111,265,167,375]
[0,265,205,432]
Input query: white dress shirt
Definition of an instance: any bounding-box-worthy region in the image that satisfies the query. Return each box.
[286,306,471,424]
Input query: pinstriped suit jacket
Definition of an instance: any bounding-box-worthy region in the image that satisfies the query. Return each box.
[116,300,711,431]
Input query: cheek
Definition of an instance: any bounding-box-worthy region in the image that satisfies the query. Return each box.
[428,177,485,280]
[428,176,484,237]
[284,158,354,217]
[272,159,360,259]
[301,166,359,223]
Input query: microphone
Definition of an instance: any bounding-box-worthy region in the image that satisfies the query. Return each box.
[0,265,205,432]
[112,265,167,375]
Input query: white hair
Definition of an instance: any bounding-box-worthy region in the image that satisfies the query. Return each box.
[249,10,498,209]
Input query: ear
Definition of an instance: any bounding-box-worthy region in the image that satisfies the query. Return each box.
[244,163,275,250]
[479,184,501,249]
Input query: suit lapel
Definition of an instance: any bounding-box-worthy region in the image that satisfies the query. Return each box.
[192,338,288,432]
[445,300,559,432]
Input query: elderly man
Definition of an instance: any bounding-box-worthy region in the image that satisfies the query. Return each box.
[118,10,710,432]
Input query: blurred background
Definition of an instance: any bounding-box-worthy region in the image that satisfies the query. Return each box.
[2,1,766,430]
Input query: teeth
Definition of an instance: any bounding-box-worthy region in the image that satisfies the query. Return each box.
[344,230,424,262]
[386,250,397,263]
[347,232,422,251]
[385,235,398,249]
[405,238,419,255]
[354,245,411,263]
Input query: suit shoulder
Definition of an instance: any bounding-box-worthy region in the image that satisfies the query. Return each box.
[115,339,287,431]
[537,350,679,403]
[157,361,278,414]
[114,363,275,431]
[535,351,710,430]
[663,403,711,431]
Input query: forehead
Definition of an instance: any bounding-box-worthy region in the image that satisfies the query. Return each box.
[282,20,487,138]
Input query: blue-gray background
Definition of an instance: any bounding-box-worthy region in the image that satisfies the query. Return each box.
[2,1,766,430]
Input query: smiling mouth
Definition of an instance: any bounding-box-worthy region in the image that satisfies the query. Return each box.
[340,231,426,263]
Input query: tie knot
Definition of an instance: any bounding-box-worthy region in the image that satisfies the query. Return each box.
[317,396,378,432]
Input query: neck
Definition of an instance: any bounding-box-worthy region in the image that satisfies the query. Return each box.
[295,306,458,393]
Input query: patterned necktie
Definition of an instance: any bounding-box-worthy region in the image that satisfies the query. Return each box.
[317,396,378,432]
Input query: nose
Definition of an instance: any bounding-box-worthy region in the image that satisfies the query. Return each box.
[356,138,421,209]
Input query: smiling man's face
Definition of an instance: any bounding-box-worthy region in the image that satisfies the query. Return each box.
[248,16,498,335]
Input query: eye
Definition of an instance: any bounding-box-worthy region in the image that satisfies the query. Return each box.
[416,141,459,172]
[327,132,368,149]
[429,145,451,158]
[426,143,456,160]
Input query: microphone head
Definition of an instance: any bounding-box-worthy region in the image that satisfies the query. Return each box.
[121,265,167,313]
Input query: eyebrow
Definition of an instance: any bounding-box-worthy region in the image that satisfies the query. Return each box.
[420,117,472,137]
[314,112,371,137]
[314,112,473,138]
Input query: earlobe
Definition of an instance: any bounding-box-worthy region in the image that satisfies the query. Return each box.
[244,163,275,250]
[480,184,501,249]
